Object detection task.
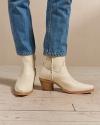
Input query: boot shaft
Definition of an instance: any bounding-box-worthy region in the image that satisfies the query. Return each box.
[43,56,66,72]
[22,54,36,68]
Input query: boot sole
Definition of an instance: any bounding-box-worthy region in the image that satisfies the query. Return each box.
[39,77,94,94]
[13,89,33,96]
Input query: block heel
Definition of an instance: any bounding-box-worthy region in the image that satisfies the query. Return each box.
[39,78,54,91]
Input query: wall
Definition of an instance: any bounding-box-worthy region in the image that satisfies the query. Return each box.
[0,0,100,66]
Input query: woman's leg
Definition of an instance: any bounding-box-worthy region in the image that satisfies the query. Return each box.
[8,0,36,96]
[8,0,35,55]
[43,0,72,56]
[39,0,94,94]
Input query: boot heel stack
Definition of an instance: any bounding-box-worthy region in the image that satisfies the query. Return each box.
[39,78,54,91]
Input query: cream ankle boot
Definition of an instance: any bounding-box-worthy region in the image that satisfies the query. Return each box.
[39,56,94,94]
[14,54,36,96]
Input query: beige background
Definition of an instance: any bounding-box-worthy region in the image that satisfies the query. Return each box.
[0,0,100,66]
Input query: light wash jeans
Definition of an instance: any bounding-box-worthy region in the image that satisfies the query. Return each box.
[8,0,72,56]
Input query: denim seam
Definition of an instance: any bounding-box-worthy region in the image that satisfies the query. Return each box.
[47,0,52,51]
[43,51,66,56]
[48,0,52,33]
[16,50,35,56]
[27,1,35,53]
[27,1,35,52]
[43,49,67,56]
[25,3,30,53]
[44,49,65,53]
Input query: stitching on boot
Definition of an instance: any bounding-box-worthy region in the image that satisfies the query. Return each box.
[51,57,53,81]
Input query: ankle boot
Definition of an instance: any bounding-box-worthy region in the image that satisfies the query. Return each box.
[14,54,36,96]
[39,56,94,94]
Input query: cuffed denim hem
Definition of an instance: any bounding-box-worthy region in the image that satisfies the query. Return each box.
[43,49,67,57]
[16,50,35,56]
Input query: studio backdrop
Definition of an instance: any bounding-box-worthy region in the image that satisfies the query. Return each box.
[0,0,100,66]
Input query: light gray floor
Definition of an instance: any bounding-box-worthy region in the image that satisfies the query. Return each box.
[0,65,99,125]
